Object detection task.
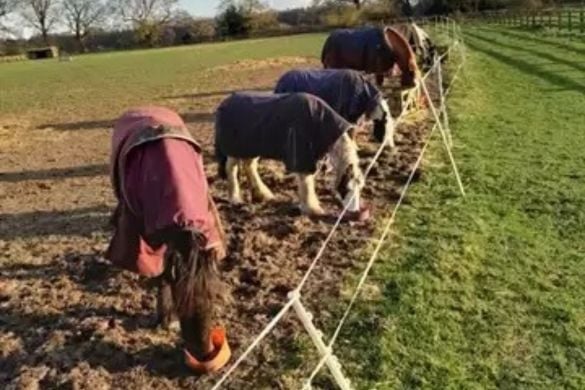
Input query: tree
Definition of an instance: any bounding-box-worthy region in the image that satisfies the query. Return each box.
[61,0,107,51]
[0,0,17,34]
[313,0,362,10]
[216,2,248,37]
[112,0,178,25]
[110,0,179,46]
[20,0,58,44]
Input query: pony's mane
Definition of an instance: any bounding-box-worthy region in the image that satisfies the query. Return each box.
[167,231,223,319]
[385,26,416,59]
[330,132,362,188]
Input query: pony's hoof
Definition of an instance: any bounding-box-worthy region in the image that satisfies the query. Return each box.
[168,320,180,332]
[252,192,275,203]
[229,196,244,205]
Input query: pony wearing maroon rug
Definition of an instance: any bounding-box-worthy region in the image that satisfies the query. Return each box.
[274,69,395,147]
[321,26,420,87]
[215,92,363,216]
[106,106,229,369]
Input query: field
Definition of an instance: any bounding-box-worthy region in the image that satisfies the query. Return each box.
[1,25,584,389]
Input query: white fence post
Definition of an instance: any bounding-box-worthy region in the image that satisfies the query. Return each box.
[419,72,466,197]
[288,290,353,390]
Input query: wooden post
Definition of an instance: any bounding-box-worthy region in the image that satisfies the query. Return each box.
[569,10,572,35]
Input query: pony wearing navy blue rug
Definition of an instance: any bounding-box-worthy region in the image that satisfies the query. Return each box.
[321,26,420,87]
[274,69,396,147]
[392,22,438,71]
[215,92,363,216]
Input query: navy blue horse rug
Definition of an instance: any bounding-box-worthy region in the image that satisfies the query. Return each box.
[274,69,385,124]
[215,92,353,175]
[321,27,394,74]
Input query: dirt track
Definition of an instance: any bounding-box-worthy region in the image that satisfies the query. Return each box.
[0,58,439,389]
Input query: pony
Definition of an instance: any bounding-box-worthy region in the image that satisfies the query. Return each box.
[214,92,363,216]
[106,107,230,371]
[391,22,438,71]
[274,69,396,147]
[321,26,420,88]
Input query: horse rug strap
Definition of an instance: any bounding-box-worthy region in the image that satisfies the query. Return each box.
[331,27,394,74]
[215,92,353,174]
[274,69,383,124]
[107,106,223,277]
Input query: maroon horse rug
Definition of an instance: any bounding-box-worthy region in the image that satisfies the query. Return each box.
[106,106,224,277]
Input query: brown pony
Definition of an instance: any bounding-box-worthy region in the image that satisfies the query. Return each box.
[106,107,229,370]
[321,26,420,88]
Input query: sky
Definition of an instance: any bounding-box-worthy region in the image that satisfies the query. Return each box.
[185,0,312,18]
[1,0,312,39]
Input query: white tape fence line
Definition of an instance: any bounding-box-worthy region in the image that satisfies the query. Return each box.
[303,49,468,388]
[211,27,466,390]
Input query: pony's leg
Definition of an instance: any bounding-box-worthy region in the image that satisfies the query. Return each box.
[244,158,274,202]
[375,73,384,87]
[296,174,324,216]
[157,277,174,329]
[226,157,243,204]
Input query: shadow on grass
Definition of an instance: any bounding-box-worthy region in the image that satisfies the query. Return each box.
[163,87,272,100]
[0,164,108,183]
[464,34,585,95]
[466,30,585,76]
[481,26,585,58]
[37,111,215,131]
[0,205,110,240]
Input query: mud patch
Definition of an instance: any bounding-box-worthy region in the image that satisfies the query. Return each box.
[0,63,442,389]
[211,56,318,72]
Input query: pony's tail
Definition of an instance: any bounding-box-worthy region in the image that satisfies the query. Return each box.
[215,144,228,180]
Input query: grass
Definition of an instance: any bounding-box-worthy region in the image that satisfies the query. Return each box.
[331,25,585,389]
[0,33,326,121]
[2,26,584,388]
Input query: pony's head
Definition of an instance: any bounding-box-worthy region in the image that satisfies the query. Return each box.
[330,131,364,207]
[372,99,396,147]
[162,229,226,361]
[385,27,420,89]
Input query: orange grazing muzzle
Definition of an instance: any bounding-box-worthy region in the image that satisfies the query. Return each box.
[184,327,231,374]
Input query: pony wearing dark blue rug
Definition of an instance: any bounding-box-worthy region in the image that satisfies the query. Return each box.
[274,68,396,147]
[215,92,363,216]
[321,26,420,87]
[392,22,439,71]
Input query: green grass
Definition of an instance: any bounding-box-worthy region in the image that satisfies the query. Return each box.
[332,26,585,389]
[3,27,584,388]
[0,33,325,120]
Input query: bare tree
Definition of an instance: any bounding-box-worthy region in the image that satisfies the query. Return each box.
[20,0,59,44]
[111,0,178,26]
[62,0,107,51]
[1,0,16,18]
[1,0,17,33]
[313,0,362,9]
[109,0,178,45]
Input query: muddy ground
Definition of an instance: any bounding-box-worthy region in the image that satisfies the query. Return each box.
[0,58,440,389]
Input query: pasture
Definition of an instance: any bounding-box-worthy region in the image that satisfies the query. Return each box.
[0,25,584,389]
